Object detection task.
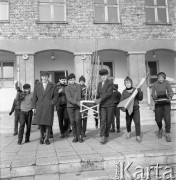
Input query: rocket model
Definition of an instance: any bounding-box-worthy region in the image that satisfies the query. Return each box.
[118,72,149,115]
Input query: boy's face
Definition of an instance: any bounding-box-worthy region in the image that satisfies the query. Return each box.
[125,80,132,88]
[69,78,75,85]
[101,74,108,82]
[41,75,49,83]
[79,80,85,86]
[24,88,30,94]
[60,79,66,85]
[158,75,165,83]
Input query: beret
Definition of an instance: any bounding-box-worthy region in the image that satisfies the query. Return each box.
[79,76,86,82]
[99,69,108,75]
[124,76,132,83]
[68,73,76,80]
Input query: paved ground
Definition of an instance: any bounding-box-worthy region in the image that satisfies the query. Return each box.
[0,112,176,180]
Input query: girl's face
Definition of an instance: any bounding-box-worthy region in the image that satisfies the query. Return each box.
[125,81,132,88]
[158,75,165,83]
[69,78,75,84]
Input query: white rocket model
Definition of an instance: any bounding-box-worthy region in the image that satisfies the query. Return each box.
[118,72,149,115]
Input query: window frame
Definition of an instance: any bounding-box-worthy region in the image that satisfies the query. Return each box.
[145,0,170,25]
[100,60,114,78]
[0,61,14,88]
[94,0,120,24]
[37,0,67,24]
[0,0,9,23]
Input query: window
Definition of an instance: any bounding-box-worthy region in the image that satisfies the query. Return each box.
[145,0,169,24]
[94,0,120,23]
[38,0,66,23]
[0,1,9,22]
[0,62,14,88]
[147,61,158,85]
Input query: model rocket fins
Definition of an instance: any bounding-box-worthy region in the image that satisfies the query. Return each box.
[118,72,149,115]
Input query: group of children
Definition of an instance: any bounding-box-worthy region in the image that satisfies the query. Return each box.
[9,70,174,145]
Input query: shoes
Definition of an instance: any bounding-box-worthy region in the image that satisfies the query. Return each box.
[110,129,115,133]
[165,133,171,142]
[100,136,106,144]
[158,129,163,139]
[45,139,50,145]
[95,125,98,129]
[65,131,69,137]
[78,135,83,143]
[13,132,18,136]
[50,134,53,138]
[40,137,44,144]
[126,132,131,139]
[17,141,21,145]
[82,132,86,137]
[136,136,142,143]
[117,129,120,133]
[72,137,78,143]
[25,139,30,143]
[60,134,65,138]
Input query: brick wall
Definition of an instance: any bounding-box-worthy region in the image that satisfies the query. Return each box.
[0,0,175,40]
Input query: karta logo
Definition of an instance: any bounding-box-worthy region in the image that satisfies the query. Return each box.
[115,162,176,180]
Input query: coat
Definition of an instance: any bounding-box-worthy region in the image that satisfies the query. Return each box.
[56,83,67,106]
[65,83,82,108]
[97,79,114,107]
[32,81,58,126]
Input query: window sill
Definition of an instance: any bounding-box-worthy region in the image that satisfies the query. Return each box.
[145,22,172,26]
[93,22,121,24]
[36,21,68,24]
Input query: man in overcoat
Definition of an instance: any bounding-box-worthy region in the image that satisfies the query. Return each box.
[32,71,58,145]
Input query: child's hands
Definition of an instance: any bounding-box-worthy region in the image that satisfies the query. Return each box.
[32,109,36,115]
[95,98,101,105]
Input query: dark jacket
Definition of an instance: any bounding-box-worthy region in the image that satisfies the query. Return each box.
[56,83,67,106]
[80,84,87,100]
[97,79,114,107]
[120,88,143,107]
[32,81,58,126]
[113,90,121,105]
[65,83,82,108]
[10,97,21,113]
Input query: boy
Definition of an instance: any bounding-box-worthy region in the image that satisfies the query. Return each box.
[95,69,114,144]
[17,84,33,145]
[79,75,87,137]
[110,84,121,133]
[56,75,70,138]
[65,73,83,143]
[32,71,58,145]
[120,76,143,142]
[9,94,21,136]
[151,72,174,142]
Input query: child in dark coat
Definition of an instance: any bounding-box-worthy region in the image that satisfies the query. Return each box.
[151,72,174,142]
[95,69,114,144]
[120,76,143,142]
[110,84,121,133]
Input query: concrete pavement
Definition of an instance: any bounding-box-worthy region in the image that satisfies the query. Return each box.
[0,112,176,180]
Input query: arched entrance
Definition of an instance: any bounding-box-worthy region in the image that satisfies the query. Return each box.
[34,50,74,84]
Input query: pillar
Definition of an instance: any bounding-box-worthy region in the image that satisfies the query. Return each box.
[127,52,148,103]
[74,52,92,85]
[15,52,35,91]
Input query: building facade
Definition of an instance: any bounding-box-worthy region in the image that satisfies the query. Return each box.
[0,0,176,111]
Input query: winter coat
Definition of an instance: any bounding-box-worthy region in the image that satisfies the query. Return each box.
[32,81,58,126]
[56,83,67,106]
[97,79,114,107]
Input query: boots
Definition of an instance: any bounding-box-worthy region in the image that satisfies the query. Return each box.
[165,133,171,142]
[78,135,83,143]
[72,136,78,143]
[158,129,163,139]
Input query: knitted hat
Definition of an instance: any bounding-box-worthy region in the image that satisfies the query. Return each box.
[157,72,166,79]
[59,74,66,80]
[99,69,108,75]
[23,84,31,89]
[41,71,49,77]
[68,73,76,80]
[79,76,86,82]
[124,76,132,84]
